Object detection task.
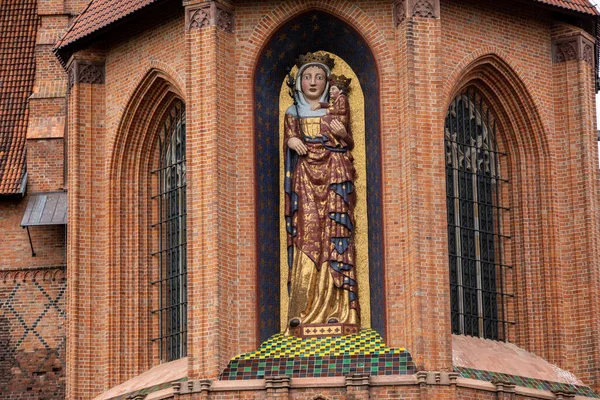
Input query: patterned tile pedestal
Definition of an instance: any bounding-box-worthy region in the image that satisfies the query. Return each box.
[220,328,414,380]
[289,323,360,338]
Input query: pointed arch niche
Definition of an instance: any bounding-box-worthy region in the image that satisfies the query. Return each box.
[254,11,385,342]
[446,54,556,348]
[107,69,185,382]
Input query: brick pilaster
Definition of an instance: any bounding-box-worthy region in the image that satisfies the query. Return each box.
[393,0,452,371]
[184,0,237,379]
[65,51,107,399]
[551,24,600,391]
[265,376,290,400]
[345,374,370,400]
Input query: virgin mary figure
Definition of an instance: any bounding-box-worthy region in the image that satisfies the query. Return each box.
[284,52,359,334]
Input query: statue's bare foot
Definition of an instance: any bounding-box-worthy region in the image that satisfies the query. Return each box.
[327,318,338,324]
[289,318,301,328]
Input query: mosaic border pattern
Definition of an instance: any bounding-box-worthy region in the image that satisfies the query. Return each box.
[455,367,600,398]
[220,329,414,380]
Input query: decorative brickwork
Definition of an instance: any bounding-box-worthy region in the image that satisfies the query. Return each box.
[67,60,105,89]
[393,0,440,23]
[412,0,438,18]
[0,267,66,399]
[185,2,234,33]
[553,33,596,67]
[220,329,415,380]
[393,0,406,26]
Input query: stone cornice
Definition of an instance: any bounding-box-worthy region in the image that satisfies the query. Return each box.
[185,1,234,33]
[67,59,105,90]
[394,0,440,26]
[552,33,595,67]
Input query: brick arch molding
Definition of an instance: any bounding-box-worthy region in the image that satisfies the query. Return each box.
[443,52,562,357]
[240,0,393,76]
[252,8,388,342]
[234,1,396,349]
[445,49,549,157]
[106,68,185,386]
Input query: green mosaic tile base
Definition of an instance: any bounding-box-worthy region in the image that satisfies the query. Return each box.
[220,329,414,380]
[455,367,600,398]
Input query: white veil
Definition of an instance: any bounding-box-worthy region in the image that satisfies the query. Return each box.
[285,62,331,118]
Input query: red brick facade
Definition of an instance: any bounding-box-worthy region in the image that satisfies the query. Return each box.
[0,0,78,398]
[1,0,600,399]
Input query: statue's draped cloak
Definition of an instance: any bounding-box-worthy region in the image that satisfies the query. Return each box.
[284,112,360,331]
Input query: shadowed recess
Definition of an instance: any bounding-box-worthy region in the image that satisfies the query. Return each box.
[255,11,384,342]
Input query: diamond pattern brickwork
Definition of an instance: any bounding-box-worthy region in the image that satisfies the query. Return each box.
[0,268,66,399]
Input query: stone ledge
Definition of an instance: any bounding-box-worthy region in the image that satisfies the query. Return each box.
[93,358,187,400]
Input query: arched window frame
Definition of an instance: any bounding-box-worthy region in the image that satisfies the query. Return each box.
[445,87,513,341]
[151,100,187,361]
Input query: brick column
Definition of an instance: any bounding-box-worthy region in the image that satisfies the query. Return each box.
[27,0,70,193]
[551,25,600,391]
[183,0,238,379]
[392,0,452,371]
[65,52,107,399]
[493,380,516,400]
[265,376,290,400]
[345,374,370,400]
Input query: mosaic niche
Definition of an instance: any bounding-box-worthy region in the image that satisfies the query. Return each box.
[255,10,384,343]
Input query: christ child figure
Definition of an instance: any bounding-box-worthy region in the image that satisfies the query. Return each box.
[313,74,354,150]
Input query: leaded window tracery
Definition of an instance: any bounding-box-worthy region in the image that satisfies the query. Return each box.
[445,88,512,341]
[151,100,187,361]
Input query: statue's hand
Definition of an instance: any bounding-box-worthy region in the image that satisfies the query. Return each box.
[331,119,347,139]
[288,137,308,155]
[330,119,354,150]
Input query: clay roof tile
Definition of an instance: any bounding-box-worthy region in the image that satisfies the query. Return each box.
[54,0,599,61]
[54,0,161,55]
[0,0,38,195]
[533,0,599,15]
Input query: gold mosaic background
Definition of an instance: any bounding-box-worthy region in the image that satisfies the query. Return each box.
[279,51,371,330]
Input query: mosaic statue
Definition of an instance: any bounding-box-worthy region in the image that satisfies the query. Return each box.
[284,52,359,335]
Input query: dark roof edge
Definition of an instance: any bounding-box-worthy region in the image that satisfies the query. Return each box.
[54,0,170,67]
[535,0,599,16]
[54,0,600,67]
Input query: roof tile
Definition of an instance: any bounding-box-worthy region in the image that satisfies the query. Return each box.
[0,0,38,195]
[54,0,599,59]
[55,0,160,52]
[533,0,599,15]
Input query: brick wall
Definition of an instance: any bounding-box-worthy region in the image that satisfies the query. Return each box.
[0,0,88,398]
[60,0,600,398]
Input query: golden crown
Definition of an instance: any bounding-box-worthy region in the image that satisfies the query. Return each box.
[295,52,335,70]
[330,74,352,91]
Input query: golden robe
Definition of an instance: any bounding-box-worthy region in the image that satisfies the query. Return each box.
[284,113,359,333]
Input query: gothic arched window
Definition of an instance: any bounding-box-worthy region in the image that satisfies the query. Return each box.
[445,88,510,341]
[151,100,187,361]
